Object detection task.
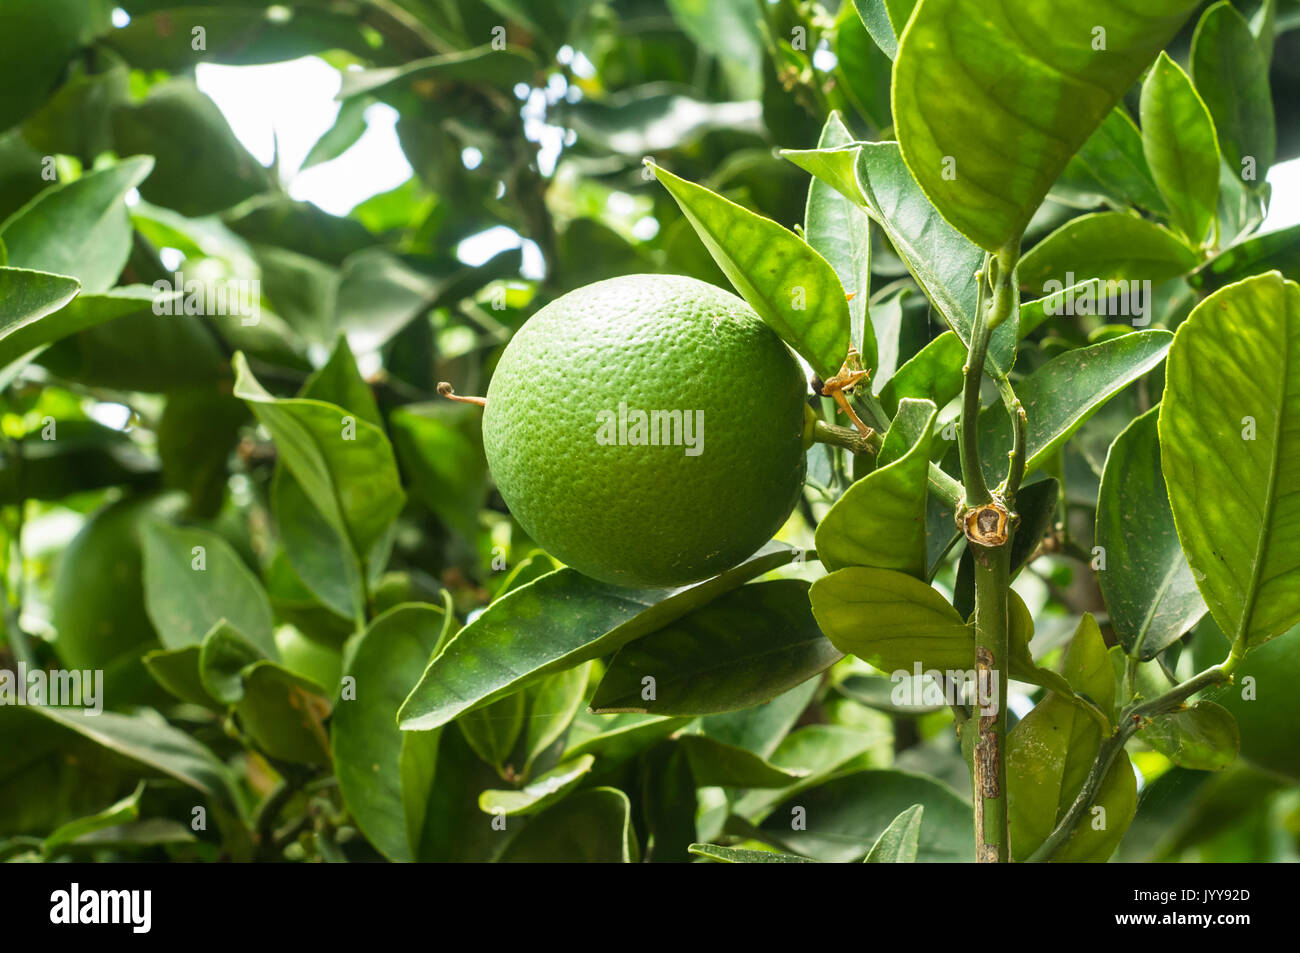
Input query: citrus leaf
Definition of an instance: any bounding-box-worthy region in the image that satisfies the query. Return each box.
[1097,407,1207,659]
[877,331,965,416]
[139,521,277,658]
[0,266,80,368]
[1017,212,1198,293]
[1142,701,1239,771]
[332,604,446,862]
[233,351,405,560]
[689,843,818,863]
[590,579,838,716]
[893,0,1199,251]
[1007,692,1137,862]
[810,566,973,671]
[498,787,639,863]
[197,621,269,706]
[759,769,972,862]
[0,156,153,292]
[477,755,595,817]
[339,45,540,99]
[564,713,693,762]
[457,690,525,774]
[805,112,876,368]
[1140,51,1221,246]
[648,162,849,378]
[1191,1,1276,179]
[676,734,808,788]
[1056,106,1167,215]
[864,803,923,862]
[815,398,936,576]
[233,661,332,766]
[1158,272,1300,650]
[142,646,221,710]
[978,330,1173,485]
[520,662,591,776]
[42,783,145,855]
[398,545,803,731]
[0,0,110,130]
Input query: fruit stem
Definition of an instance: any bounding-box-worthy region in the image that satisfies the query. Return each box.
[437,382,487,408]
[810,419,880,455]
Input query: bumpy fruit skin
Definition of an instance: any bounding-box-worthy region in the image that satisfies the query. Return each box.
[484,274,807,588]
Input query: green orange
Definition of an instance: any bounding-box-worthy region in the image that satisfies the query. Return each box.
[483,274,808,588]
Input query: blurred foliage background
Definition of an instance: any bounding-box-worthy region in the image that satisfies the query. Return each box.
[0,0,1297,862]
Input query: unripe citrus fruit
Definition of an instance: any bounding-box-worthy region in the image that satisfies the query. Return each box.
[483,274,808,588]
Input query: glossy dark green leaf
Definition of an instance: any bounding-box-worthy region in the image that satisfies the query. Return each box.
[235,661,332,766]
[834,1,892,131]
[731,724,889,821]
[700,680,820,759]
[1097,407,1206,659]
[141,646,220,710]
[112,80,268,216]
[0,0,109,131]
[272,465,363,623]
[29,706,245,819]
[0,266,80,368]
[689,843,818,863]
[1141,52,1221,246]
[520,662,591,776]
[196,621,268,706]
[1060,614,1116,717]
[233,352,405,561]
[477,756,595,818]
[139,521,276,658]
[852,0,916,59]
[399,546,802,731]
[590,580,840,716]
[331,605,445,861]
[1017,213,1198,293]
[893,0,1198,251]
[412,725,509,862]
[810,567,973,672]
[0,157,153,292]
[458,690,526,774]
[649,162,849,378]
[1143,701,1239,771]
[877,332,965,417]
[675,734,808,788]
[978,330,1172,485]
[390,402,486,541]
[498,787,638,863]
[759,769,972,862]
[815,399,936,576]
[1007,692,1137,862]
[565,713,693,764]
[1192,2,1276,181]
[42,782,145,855]
[864,803,923,862]
[805,112,876,367]
[1193,222,1300,292]
[1159,272,1300,650]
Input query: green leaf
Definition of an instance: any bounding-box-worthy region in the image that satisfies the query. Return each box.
[878,331,965,417]
[477,756,595,817]
[301,96,369,172]
[272,465,364,623]
[139,522,277,658]
[112,79,268,216]
[28,706,245,819]
[390,403,487,541]
[648,162,849,378]
[805,112,876,368]
[1192,2,1276,182]
[565,713,693,763]
[0,266,80,369]
[688,843,818,863]
[158,387,248,519]
[197,621,269,705]
[0,157,153,292]
[1017,212,1199,292]
[399,546,803,731]
[498,787,639,863]
[233,351,405,561]
[852,0,916,60]
[142,646,221,710]
[332,604,446,862]
[1007,693,1137,862]
[235,661,332,766]
[676,734,808,788]
[1056,106,1168,214]
[810,567,973,671]
[665,0,763,98]
[590,579,840,716]
[864,803,923,862]
[893,0,1199,251]
[1142,701,1239,771]
[520,662,591,776]
[458,690,526,774]
[700,680,820,759]
[978,330,1173,485]
[1158,272,1300,650]
[1061,614,1116,717]
[1194,222,1300,292]
[1141,52,1221,246]
[0,0,109,131]
[760,769,972,862]
[301,335,382,425]
[42,782,145,855]
[339,45,541,99]
[815,398,936,576]
[1097,407,1207,659]
[783,143,1007,372]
